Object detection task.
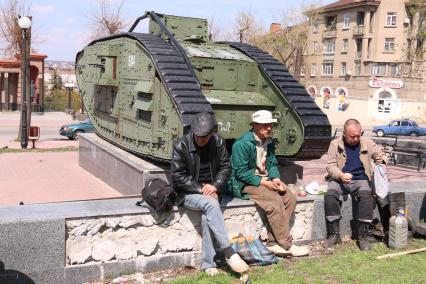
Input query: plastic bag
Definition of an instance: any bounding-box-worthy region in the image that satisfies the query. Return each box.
[230,234,278,266]
[374,164,389,199]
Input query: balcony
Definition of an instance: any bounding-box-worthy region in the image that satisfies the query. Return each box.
[353,25,364,37]
[322,28,337,39]
[355,51,362,60]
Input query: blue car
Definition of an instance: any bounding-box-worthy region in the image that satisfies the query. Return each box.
[59,118,96,140]
[372,119,426,137]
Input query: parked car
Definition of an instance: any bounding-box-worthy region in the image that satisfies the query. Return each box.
[59,118,96,140]
[372,119,426,137]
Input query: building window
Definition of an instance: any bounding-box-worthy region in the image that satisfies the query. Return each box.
[341,62,347,76]
[313,41,320,54]
[384,38,395,51]
[324,40,335,54]
[343,15,350,29]
[311,63,317,76]
[372,63,387,76]
[389,64,401,77]
[355,63,361,76]
[342,39,348,52]
[300,65,306,76]
[386,12,397,26]
[322,62,334,75]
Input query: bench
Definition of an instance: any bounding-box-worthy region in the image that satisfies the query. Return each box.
[382,136,426,171]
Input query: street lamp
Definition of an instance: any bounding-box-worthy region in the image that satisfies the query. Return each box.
[18,16,31,149]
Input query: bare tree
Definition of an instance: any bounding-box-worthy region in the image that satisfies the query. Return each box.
[208,16,221,41]
[258,3,322,79]
[0,0,30,56]
[404,0,426,78]
[231,11,265,45]
[88,0,128,39]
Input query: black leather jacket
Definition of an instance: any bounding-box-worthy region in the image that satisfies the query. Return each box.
[171,132,231,195]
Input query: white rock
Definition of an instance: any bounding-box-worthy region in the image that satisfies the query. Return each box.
[105,217,120,228]
[67,220,84,229]
[159,231,197,252]
[87,219,105,236]
[136,236,159,256]
[162,211,181,226]
[119,216,139,228]
[139,215,155,227]
[92,239,116,261]
[291,218,306,240]
[115,238,137,260]
[178,213,198,230]
[68,238,92,264]
[70,224,88,237]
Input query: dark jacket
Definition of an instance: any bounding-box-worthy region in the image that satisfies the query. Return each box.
[227,130,280,199]
[171,132,231,195]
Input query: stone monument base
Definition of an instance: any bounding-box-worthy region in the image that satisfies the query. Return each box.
[79,133,170,196]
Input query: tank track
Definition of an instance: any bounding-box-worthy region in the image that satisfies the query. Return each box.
[86,32,212,127]
[129,32,212,127]
[82,32,212,163]
[227,42,332,159]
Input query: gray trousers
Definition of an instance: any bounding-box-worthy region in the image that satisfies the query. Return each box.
[324,180,373,223]
[183,194,230,270]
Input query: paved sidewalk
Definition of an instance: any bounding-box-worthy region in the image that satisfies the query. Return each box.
[0,151,122,206]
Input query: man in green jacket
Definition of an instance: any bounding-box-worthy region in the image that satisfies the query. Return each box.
[228,110,309,257]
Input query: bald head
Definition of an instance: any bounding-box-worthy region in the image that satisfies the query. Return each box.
[343,119,362,146]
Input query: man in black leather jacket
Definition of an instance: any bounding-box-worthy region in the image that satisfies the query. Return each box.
[171,112,248,276]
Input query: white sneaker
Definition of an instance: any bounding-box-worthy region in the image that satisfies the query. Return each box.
[225,253,249,273]
[204,268,220,276]
[289,245,309,257]
[266,244,292,256]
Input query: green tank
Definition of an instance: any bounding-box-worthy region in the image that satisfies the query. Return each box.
[76,11,331,162]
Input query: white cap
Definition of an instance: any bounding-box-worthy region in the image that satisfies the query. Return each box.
[252,110,277,124]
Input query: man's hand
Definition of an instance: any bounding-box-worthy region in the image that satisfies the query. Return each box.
[272,178,288,192]
[339,172,352,184]
[260,179,280,191]
[372,152,384,164]
[202,184,218,198]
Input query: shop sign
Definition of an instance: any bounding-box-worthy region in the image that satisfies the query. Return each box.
[369,76,403,89]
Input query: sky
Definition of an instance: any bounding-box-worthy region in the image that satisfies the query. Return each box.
[19,0,334,61]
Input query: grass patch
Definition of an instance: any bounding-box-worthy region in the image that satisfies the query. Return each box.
[0,146,78,154]
[169,238,426,284]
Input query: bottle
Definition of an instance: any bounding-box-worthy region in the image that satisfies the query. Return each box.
[388,207,408,249]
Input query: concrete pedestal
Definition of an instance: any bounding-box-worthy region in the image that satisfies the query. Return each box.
[79,133,170,196]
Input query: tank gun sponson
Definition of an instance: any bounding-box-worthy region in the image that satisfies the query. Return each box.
[76,11,331,162]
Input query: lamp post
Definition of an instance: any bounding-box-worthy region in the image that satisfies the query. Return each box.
[18,16,31,149]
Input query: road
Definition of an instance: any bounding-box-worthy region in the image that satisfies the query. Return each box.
[0,126,69,143]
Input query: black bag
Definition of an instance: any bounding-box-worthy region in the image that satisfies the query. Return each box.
[137,178,177,213]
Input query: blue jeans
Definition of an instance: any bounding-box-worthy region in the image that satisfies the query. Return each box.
[183,194,230,269]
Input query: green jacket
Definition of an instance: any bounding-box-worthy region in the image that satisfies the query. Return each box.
[227,130,281,199]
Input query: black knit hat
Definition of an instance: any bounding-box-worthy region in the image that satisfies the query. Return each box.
[191,112,217,136]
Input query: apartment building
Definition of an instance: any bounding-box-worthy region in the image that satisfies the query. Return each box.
[300,0,426,125]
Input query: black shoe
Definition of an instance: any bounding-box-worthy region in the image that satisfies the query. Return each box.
[357,222,372,251]
[325,221,341,249]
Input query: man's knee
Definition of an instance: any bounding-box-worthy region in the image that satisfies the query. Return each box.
[203,196,221,211]
[324,188,340,202]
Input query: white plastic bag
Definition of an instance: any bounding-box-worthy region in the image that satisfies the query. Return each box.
[374,164,389,199]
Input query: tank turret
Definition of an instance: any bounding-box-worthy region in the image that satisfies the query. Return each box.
[76,11,332,162]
